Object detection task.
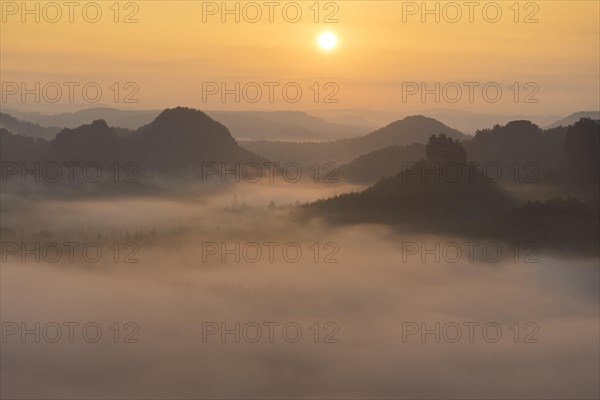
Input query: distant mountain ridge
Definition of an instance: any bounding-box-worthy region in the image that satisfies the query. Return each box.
[241,115,466,164]
[3,107,161,130]
[545,111,600,129]
[2,107,263,176]
[332,117,592,186]
[0,112,62,140]
[206,110,367,140]
[2,107,367,141]
[304,130,599,255]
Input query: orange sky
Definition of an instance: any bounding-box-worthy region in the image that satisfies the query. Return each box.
[1,1,599,114]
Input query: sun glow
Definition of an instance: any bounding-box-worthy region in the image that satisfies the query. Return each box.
[317,32,337,51]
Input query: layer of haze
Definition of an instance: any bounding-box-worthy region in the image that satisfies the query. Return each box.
[1,183,598,399]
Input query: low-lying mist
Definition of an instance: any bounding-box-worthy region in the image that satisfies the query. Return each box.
[1,183,598,399]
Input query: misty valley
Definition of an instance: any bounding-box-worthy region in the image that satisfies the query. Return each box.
[0,106,598,398]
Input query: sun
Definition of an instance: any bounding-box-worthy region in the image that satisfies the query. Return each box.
[317,32,337,51]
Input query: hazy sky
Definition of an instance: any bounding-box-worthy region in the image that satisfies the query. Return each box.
[1,1,599,114]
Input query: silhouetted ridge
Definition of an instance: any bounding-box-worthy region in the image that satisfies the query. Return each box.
[1,107,265,178]
[242,114,466,164]
[147,107,232,140]
[382,115,456,132]
[132,108,256,169]
[305,131,599,254]
[306,134,513,231]
[463,119,566,170]
[0,112,61,140]
[358,115,466,145]
[55,119,113,139]
[52,119,120,161]
[546,111,600,128]
[541,118,600,198]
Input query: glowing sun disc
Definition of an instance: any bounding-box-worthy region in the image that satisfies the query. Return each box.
[318,32,337,50]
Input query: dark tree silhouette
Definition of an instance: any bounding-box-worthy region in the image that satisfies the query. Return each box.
[563,118,600,180]
[425,133,467,165]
